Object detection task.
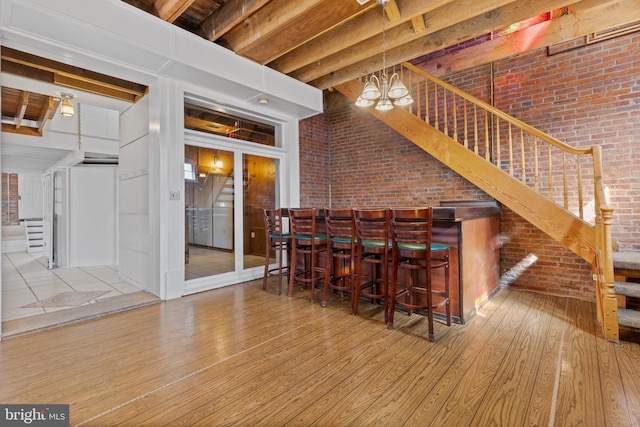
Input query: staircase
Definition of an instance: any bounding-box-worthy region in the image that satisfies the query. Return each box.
[21,219,44,253]
[335,63,620,342]
[613,252,640,328]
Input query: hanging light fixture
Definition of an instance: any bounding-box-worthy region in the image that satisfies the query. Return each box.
[60,93,74,118]
[356,0,413,110]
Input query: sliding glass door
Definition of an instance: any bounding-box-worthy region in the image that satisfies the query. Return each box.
[184,146,235,280]
[184,144,281,281]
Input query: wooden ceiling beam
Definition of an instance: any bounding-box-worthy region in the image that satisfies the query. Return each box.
[291,0,519,84]
[223,0,372,64]
[1,123,42,137]
[310,0,577,89]
[53,74,139,102]
[37,96,59,134]
[152,0,195,23]
[1,47,147,101]
[199,0,270,42]
[15,91,29,129]
[411,15,426,34]
[269,0,455,74]
[419,0,640,78]
[384,0,401,22]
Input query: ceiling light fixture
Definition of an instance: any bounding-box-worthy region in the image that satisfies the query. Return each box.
[356,0,413,110]
[60,93,74,118]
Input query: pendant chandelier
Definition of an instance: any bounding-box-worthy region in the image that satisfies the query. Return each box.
[356,0,413,110]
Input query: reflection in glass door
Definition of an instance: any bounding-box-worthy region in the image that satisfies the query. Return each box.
[242,154,277,270]
[184,145,235,280]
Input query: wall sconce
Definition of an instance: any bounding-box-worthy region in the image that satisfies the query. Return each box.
[60,93,74,118]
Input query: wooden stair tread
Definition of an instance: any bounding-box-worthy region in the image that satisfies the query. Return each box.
[618,308,640,329]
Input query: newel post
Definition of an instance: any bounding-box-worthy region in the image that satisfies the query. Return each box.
[600,206,619,342]
[593,145,618,342]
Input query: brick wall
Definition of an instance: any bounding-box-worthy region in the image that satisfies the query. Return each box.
[299,112,330,208]
[299,32,639,300]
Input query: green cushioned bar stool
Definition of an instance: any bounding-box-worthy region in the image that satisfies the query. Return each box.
[288,208,328,303]
[389,207,451,342]
[352,208,392,323]
[262,208,292,295]
[322,208,356,308]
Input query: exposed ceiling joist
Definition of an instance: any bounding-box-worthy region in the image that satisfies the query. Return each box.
[118,0,636,92]
[200,0,270,42]
[15,91,29,129]
[153,0,196,23]
[1,47,147,102]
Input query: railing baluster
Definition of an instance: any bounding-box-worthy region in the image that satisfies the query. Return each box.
[463,99,468,149]
[508,122,514,175]
[563,151,568,210]
[577,154,584,219]
[434,84,439,131]
[415,73,421,120]
[520,128,526,184]
[484,110,490,161]
[534,138,539,192]
[548,145,553,201]
[453,94,458,142]
[424,79,429,125]
[473,105,479,155]
[496,119,501,170]
[443,89,449,136]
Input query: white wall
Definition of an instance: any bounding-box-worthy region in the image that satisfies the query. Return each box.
[68,166,117,266]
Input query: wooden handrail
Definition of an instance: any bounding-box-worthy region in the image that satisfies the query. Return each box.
[403,62,593,156]
[398,62,597,222]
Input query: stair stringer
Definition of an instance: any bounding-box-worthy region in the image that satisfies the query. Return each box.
[335,80,596,265]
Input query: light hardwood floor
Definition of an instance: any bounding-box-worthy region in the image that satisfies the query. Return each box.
[1,279,639,426]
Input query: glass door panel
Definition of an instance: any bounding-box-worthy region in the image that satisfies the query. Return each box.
[184,145,235,280]
[242,154,277,270]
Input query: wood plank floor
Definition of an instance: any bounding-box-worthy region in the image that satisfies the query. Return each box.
[1,279,639,426]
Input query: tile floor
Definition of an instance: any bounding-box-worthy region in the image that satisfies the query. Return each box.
[3,248,267,325]
[2,251,141,322]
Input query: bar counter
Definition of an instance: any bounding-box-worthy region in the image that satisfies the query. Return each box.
[282,201,501,324]
[432,200,501,324]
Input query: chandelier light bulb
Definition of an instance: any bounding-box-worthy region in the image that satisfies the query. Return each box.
[60,93,74,118]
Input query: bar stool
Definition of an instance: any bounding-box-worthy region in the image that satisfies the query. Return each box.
[322,208,355,308]
[352,208,392,323]
[262,208,291,295]
[389,207,451,342]
[288,208,328,302]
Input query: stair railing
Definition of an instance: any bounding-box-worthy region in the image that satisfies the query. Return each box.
[365,62,617,341]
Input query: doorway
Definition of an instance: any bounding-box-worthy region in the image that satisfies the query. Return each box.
[184,144,281,282]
